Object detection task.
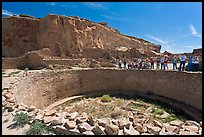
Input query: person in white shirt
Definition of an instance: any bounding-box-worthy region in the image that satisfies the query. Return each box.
[179,54,187,71]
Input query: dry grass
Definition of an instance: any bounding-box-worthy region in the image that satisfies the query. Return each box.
[55,95,189,122]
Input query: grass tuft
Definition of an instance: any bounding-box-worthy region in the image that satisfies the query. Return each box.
[26,121,51,135]
[13,112,30,127]
[101,94,112,102]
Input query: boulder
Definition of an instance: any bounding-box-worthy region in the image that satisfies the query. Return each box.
[170,120,184,127]
[92,125,105,135]
[104,124,119,135]
[50,117,63,126]
[182,125,199,133]
[55,125,68,134]
[67,128,81,135]
[35,114,43,121]
[67,112,79,120]
[134,123,144,133]
[27,106,36,112]
[123,125,140,135]
[164,124,179,134]
[43,116,53,124]
[97,118,111,127]
[82,131,95,135]
[78,122,93,133]
[147,125,161,135]
[153,120,163,128]
[64,120,76,129]
[184,120,200,129]
[87,116,97,126]
[118,118,131,129]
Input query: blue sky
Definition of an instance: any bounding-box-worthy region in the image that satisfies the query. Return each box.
[2,2,202,54]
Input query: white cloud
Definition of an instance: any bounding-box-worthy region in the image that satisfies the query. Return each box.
[2,9,16,16]
[145,34,175,53]
[100,14,130,22]
[83,2,107,10]
[46,2,56,6]
[189,23,202,38]
[145,35,167,45]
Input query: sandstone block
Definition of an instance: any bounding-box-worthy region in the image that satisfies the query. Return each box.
[91,125,105,135]
[78,122,93,133]
[64,120,76,129]
[123,125,140,135]
[97,118,111,127]
[104,124,119,135]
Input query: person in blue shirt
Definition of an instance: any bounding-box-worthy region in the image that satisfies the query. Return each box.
[172,56,177,70]
[160,55,165,70]
[187,56,192,71]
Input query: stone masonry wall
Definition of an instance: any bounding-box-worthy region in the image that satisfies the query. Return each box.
[13,69,202,114]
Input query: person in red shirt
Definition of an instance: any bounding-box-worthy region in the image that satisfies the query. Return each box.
[164,56,169,70]
[150,57,154,70]
[128,60,132,69]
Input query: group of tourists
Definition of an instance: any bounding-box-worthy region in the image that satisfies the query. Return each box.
[117,54,200,72]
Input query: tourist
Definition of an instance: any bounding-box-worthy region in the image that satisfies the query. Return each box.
[143,58,149,69]
[123,56,127,69]
[179,54,187,71]
[187,56,193,71]
[118,58,122,68]
[132,60,136,69]
[150,57,154,69]
[156,57,160,70]
[172,56,177,70]
[192,56,199,71]
[164,56,168,70]
[127,59,132,69]
[160,55,165,70]
[135,59,138,69]
[138,58,143,70]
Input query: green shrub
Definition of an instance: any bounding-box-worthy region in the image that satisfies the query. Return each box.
[24,67,29,72]
[13,112,30,127]
[26,121,50,135]
[101,94,112,102]
[152,107,164,115]
[163,115,176,123]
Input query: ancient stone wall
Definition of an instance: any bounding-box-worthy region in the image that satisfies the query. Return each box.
[13,69,202,115]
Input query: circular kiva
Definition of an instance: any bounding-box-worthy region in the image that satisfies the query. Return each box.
[13,68,202,121]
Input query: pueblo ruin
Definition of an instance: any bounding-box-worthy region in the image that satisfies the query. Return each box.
[2,14,202,135]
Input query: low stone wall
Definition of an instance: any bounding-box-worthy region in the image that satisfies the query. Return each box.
[2,57,82,69]
[13,68,202,119]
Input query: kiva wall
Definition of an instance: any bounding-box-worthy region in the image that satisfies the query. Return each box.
[13,68,202,114]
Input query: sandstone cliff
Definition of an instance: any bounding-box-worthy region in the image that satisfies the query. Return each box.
[2,14,161,69]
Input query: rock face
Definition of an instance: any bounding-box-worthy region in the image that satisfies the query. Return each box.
[2,14,161,69]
